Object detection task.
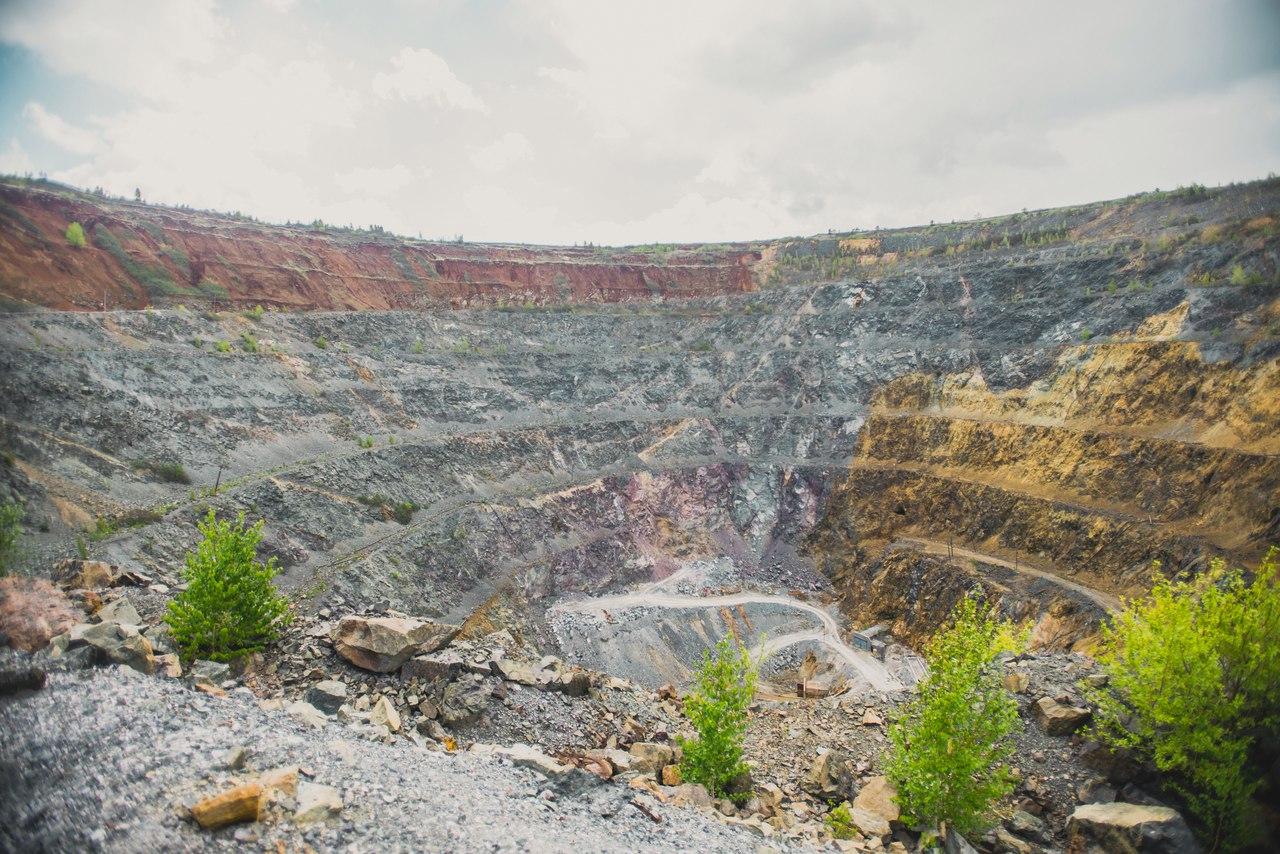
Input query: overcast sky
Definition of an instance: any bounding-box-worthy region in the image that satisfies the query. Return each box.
[1,1,1277,245]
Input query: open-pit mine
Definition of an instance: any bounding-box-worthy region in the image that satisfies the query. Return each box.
[1,175,1277,851]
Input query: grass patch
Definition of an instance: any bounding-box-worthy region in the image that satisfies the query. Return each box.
[92,223,178,298]
[133,459,192,484]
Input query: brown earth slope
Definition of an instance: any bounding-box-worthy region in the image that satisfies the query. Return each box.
[0,181,758,312]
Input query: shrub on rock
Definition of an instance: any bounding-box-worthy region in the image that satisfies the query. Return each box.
[678,636,759,801]
[1089,547,1280,852]
[165,510,291,662]
[886,595,1023,836]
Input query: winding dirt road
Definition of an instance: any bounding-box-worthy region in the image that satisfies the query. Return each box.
[552,589,904,692]
[894,537,1123,612]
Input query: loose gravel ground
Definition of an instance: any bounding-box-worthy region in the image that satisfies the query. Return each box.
[0,666,795,853]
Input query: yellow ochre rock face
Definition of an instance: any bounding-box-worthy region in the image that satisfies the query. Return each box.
[810,297,1280,651]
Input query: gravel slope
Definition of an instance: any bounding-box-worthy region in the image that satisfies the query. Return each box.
[0,666,790,853]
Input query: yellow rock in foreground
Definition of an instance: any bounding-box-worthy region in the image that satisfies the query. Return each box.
[190,782,263,829]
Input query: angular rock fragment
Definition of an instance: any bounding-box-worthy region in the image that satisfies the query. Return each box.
[293,781,342,823]
[287,700,329,729]
[330,616,458,673]
[1032,696,1092,736]
[370,695,401,732]
[191,783,262,830]
[96,597,141,626]
[850,776,899,839]
[628,742,674,775]
[1067,802,1199,853]
[305,680,348,715]
[257,765,299,801]
[802,749,856,801]
[440,678,491,728]
[51,559,119,590]
[402,650,464,682]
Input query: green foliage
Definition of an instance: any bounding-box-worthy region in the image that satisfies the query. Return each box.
[244,304,264,320]
[410,339,425,354]
[134,459,191,484]
[357,435,375,448]
[1229,265,1263,286]
[1080,328,1092,342]
[65,221,86,248]
[887,595,1022,836]
[391,501,416,525]
[240,331,259,353]
[314,335,327,349]
[92,223,177,297]
[825,802,856,840]
[165,510,292,662]
[197,278,230,301]
[213,339,232,353]
[1088,549,1280,852]
[161,246,191,279]
[75,534,89,560]
[0,498,24,575]
[679,636,760,800]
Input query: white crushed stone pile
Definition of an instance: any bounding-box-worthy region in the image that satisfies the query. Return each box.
[0,667,799,853]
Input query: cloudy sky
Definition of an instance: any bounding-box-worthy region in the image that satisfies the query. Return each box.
[1,1,1277,245]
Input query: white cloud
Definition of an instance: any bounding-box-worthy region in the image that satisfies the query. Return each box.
[592,124,630,142]
[1,0,1276,245]
[591,192,803,245]
[0,138,35,175]
[0,0,227,101]
[22,102,100,156]
[334,164,421,197]
[470,132,533,174]
[372,47,488,112]
[695,149,755,186]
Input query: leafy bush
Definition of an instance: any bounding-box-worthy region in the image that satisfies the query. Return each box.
[135,460,191,484]
[65,221,86,248]
[314,335,327,349]
[165,509,291,662]
[825,802,856,839]
[240,331,258,353]
[679,636,760,800]
[0,498,24,576]
[391,501,416,525]
[887,595,1022,836]
[1088,549,1280,852]
[213,339,232,353]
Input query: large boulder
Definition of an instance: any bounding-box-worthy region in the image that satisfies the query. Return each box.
[440,677,492,728]
[305,680,348,715]
[77,622,155,674]
[402,649,465,683]
[628,742,675,775]
[802,749,857,801]
[330,616,458,673]
[1032,696,1092,736]
[0,577,79,651]
[1067,802,1200,853]
[96,597,141,626]
[850,776,900,839]
[50,559,119,590]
